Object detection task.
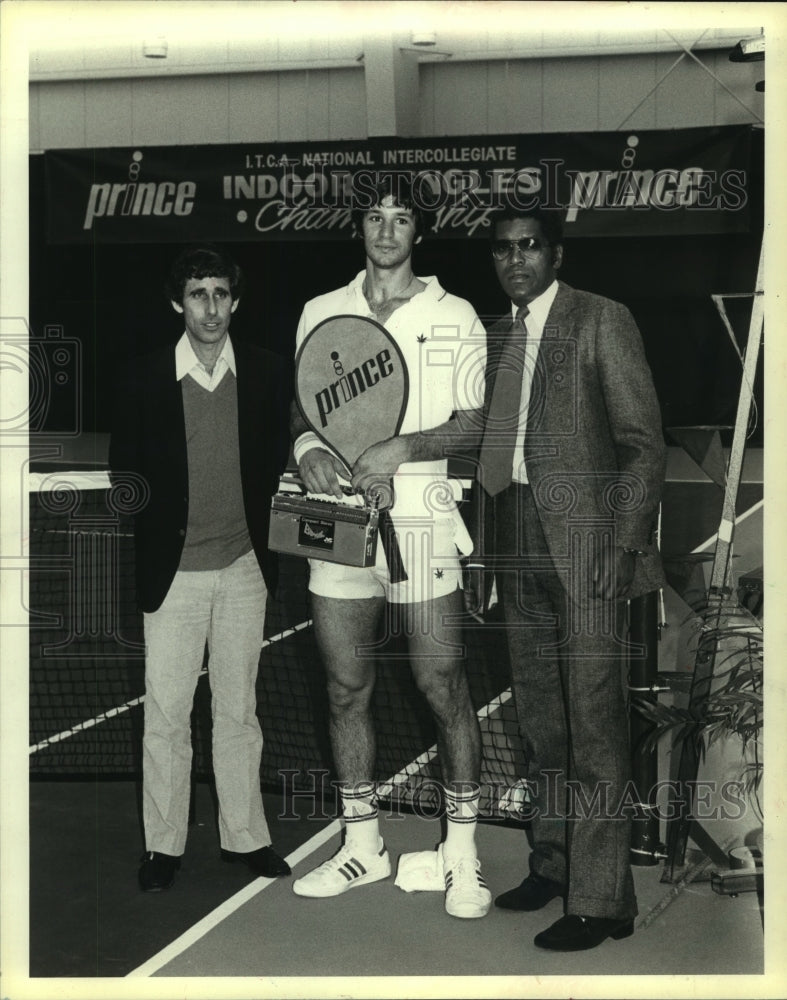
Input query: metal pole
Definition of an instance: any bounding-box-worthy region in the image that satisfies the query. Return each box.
[663,237,765,874]
[709,240,765,596]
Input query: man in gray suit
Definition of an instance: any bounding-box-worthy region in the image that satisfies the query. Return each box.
[470,205,665,951]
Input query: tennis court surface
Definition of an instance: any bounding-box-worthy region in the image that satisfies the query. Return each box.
[26,451,767,986]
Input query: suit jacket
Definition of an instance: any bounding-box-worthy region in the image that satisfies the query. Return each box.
[109,338,292,613]
[476,281,665,600]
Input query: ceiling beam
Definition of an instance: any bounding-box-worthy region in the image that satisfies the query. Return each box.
[363,35,420,138]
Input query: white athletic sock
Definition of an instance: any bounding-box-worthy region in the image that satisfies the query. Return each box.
[443,783,480,859]
[340,782,381,854]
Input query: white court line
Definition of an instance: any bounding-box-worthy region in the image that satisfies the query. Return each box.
[29,619,313,754]
[126,688,515,978]
[126,818,344,978]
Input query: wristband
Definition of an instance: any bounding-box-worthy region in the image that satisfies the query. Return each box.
[293,431,324,465]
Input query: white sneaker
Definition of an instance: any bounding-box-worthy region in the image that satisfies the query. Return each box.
[440,844,492,919]
[293,841,391,898]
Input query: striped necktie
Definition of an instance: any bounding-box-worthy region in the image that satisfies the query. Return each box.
[479,305,529,496]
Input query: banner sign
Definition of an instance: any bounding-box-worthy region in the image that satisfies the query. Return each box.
[45,125,753,243]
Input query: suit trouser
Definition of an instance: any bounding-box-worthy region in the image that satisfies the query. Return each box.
[496,484,637,920]
[142,548,271,855]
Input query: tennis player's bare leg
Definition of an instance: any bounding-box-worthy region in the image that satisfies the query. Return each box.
[292,595,391,898]
[404,588,491,917]
[400,591,480,779]
[313,593,382,793]
[404,589,481,817]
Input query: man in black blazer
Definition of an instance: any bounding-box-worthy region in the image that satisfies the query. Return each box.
[110,245,292,891]
[470,207,665,950]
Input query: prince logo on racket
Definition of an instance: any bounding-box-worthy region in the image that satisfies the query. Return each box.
[109,244,293,892]
[288,174,491,919]
[313,347,396,429]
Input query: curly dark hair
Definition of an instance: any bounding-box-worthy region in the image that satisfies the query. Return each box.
[165,244,245,304]
[350,173,434,239]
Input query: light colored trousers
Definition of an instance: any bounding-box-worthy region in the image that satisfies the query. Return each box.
[142,548,271,855]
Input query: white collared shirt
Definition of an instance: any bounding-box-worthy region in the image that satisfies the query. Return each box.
[292,270,486,464]
[175,332,236,392]
[511,279,559,484]
[290,269,486,552]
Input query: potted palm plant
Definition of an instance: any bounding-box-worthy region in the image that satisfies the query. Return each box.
[634,595,762,808]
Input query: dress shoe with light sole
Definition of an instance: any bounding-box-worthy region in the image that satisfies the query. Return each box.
[222,845,292,878]
[494,871,564,911]
[534,913,635,951]
[138,851,181,892]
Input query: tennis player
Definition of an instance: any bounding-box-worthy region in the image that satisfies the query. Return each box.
[289,176,491,918]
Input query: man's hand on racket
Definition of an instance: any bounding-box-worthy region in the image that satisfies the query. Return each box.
[351,437,408,497]
[298,447,349,499]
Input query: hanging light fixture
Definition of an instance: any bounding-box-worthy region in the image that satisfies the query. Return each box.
[142,37,168,59]
[728,33,764,62]
[728,32,764,93]
[411,30,437,47]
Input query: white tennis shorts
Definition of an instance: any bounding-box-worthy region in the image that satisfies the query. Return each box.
[308,516,464,604]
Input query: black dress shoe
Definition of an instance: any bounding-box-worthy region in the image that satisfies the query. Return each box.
[534,914,635,951]
[495,871,564,911]
[222,845,291,878]
[138,851,181,892]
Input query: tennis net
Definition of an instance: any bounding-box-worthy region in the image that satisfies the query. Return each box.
[28,472,526,819]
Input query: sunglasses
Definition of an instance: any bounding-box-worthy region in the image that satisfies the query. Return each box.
[490,238,549,261]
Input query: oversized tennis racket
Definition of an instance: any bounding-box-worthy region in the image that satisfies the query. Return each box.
[295,314,410,581]
[295,314,409,472]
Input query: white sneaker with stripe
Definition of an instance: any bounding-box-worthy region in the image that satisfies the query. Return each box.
[440,844,492,919]
[292,841,391,898]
